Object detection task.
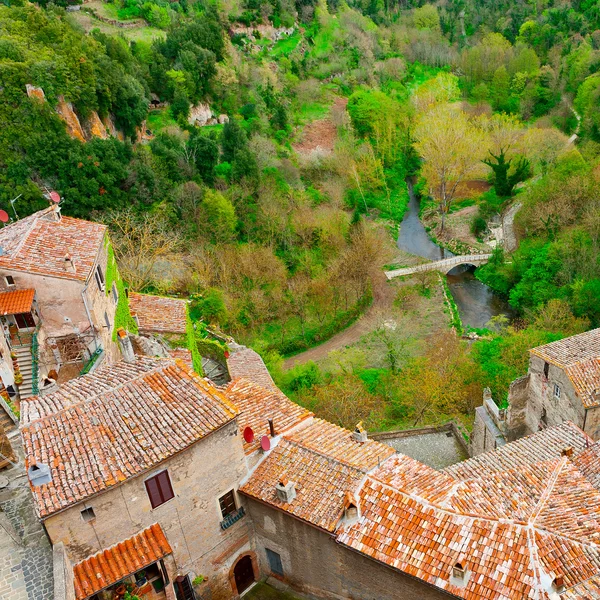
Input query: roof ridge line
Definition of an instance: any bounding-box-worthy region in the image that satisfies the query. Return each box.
[525,525,544,600]
[529,456,567,525]
[284,436,373,474]
[21,359,175,427]
[9,211,41,258]
[365,472,513,525]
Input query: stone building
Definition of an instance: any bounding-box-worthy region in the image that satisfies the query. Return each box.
[20,354,255,600]
[472,328,600,455]
[0,204,121,406]
[18,339,600,600]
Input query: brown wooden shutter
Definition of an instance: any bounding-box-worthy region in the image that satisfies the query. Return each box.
[145,476,162,509]
[157,470,174,503]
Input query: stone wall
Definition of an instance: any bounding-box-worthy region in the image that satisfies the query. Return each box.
[246,499,454,600]
[44,421,253,600]
[525,356,585,433]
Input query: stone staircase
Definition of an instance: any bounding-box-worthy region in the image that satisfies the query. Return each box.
[201,357,230,386]
[13,345,35,400]
[0,405,16,434]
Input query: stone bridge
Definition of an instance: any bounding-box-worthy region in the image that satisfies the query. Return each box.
[385,254,492,280]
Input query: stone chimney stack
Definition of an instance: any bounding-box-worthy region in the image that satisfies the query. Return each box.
[275,475,296,504]
[117,328,136,364]
[352,421,368,443]
[64,254,75,273]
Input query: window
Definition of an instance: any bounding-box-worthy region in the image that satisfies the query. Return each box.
[95,264,105,291]
[543,362,549,379]
[219,490,237,519]
[111,282,119,304]
[104,312,111,330]
[266,549,283,577]
[554,384,561,399]
[145,470,174,509]
[81,507,96,523]
[4,276,14,287]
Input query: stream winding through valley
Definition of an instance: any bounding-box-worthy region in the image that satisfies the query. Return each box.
[398,182,514,330]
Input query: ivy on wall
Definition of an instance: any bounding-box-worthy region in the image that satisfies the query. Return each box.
[104,236,139,341]
[186,311,204,376]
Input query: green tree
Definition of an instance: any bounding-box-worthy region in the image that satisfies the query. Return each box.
[483,149,531,197]
[490,66,511,111]
[171,87,191,122]
[200,190,237,242]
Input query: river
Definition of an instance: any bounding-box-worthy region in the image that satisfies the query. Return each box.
[397,182,514,330]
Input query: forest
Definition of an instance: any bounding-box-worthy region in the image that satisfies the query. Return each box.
[1,0,600,432]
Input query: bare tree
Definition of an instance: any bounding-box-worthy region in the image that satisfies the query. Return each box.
[102,208,183,290]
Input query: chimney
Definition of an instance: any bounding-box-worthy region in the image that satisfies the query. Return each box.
[452,563,466,582]
[268,418,275,437]
[562,447,573,458]
[352,421,368,443]
[275,475,296,504]
[64,254,75,273]
[117,328,136,364]
[28,462,52,486]
[344,492,360,524]
[553,577,565,593]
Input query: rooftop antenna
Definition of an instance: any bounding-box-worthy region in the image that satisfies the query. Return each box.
[9,194,21,221]
[0,210,9,228]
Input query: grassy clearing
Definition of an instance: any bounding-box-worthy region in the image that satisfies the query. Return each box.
[146,108,178,133]
[70,9,164,43]
[268,30,302,57]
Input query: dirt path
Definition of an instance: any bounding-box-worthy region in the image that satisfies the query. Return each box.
[293,97,347,156]
[284,273,396,368]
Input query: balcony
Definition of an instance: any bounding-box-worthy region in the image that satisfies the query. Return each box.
[220,506,245,530]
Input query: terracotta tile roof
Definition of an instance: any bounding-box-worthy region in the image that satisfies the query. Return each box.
[531,328,600,368]
[444,421,592,480]
[20,357,237,517]
[239,438,366,532]
[0,288,35,315]
[129,292,188,335]
[227,345,276,390]
[226,378,313,455]
[573,442,600,491]
[565,359,600,408]
[562,575,600,599]
[285,418,395,471]
[168,348,193,370]
[337,454,600,600]
[240,419,395,531]
[73,524,172,600]
[242,418,600,599]
[0,207,106,281]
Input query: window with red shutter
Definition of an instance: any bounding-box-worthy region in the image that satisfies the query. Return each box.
[145,470,175,509]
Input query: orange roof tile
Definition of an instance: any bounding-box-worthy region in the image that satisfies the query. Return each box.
[240,438,365,532]
[20,357,237,517]
[227,345,276,391]
[168,348,193,370]
[242,418,600,599]
[227,378,313,455]
[531,328,600,368]
[444,421,592,480]
[73,524,172,600]
[0,207,106,281]
[285,418,395,471]
[129,292,188,335]
[562,575,600,599]
[565,359,600,408]
[337,453,600,600]
[240,419,395,531]
[573,442,600,490]
[0,288,35,315]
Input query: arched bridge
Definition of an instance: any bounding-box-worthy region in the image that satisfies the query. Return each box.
[385,254,492,280]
